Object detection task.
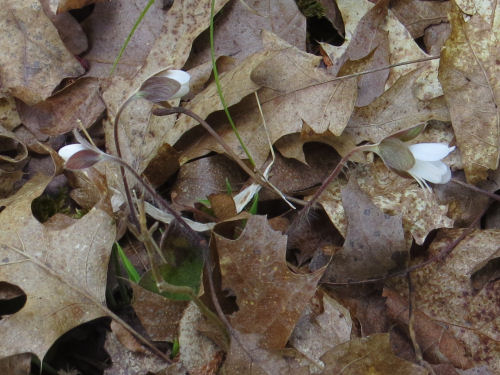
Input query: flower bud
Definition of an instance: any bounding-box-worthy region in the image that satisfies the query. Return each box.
[137,69,190,102]
[59,144,103,170]
[377,138,415,172]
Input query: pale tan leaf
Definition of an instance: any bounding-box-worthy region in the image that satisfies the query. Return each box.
[0,173,116,360]
[0,353,31,375]
[40,0,88,55]
[178,302,220,374]
[289,291,352,372]
[180,32,357,167]
[319,159,454,245]
[390,0,450,38]
[344,68,450,144]
[438,4,500,182]
[221,331,309,375]
[0,96,21,131]
[104,325,169,375]
[319,333,427,375]
[0,0,84,105]
[102,0,231,174]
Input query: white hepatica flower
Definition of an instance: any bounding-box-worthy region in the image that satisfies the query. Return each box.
[407,143,455,189]
[377,138,455,191]
[161,70,190,99]
[138,69,190,102]
[58,143,88,161]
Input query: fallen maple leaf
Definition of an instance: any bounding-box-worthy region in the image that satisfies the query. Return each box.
[0,173,116,361]
[214,215,323,350]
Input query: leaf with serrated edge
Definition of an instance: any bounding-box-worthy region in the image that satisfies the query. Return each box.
[391,229,500,373]
[214,215,323,349]
[0,173,115,360]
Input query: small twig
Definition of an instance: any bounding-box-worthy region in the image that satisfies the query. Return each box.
[407,273,422,362]
[323,202,490,287]
[451,178,500,202]
[287,144,374,232]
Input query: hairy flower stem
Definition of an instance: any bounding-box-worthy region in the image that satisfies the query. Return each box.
[103,153,233,340]
[289,144,375,229]
[113,95,140,230]
[153,106,296,207]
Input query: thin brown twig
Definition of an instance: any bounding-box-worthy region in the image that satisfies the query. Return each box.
[323,202,490,287]
[153,106,296,207]
[451,178,500,202]
[287,144,374,234]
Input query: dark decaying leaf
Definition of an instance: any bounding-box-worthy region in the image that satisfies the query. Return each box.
[16,78,105,137]
[322,178,408,284]
[130,282,188,342]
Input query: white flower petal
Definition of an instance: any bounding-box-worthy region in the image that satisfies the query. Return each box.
[408,143,455,161]
[233,183,261,213]
[408,160,451,184]
[161,70,190,99]
[58,144,88,161]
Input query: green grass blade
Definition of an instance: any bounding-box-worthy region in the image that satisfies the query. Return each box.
[109,0,156,76]
[210,0,256,167]
[248,191,259,214]
[115,242,141,283]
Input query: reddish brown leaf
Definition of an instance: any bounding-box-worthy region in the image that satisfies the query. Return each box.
[384,288,473,369]
[214,215,323,349]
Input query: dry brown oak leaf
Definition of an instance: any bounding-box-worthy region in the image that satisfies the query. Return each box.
[0,0,84,105]
[214,215,323,350]
[0,173,116,361]
[438,3,500,183]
